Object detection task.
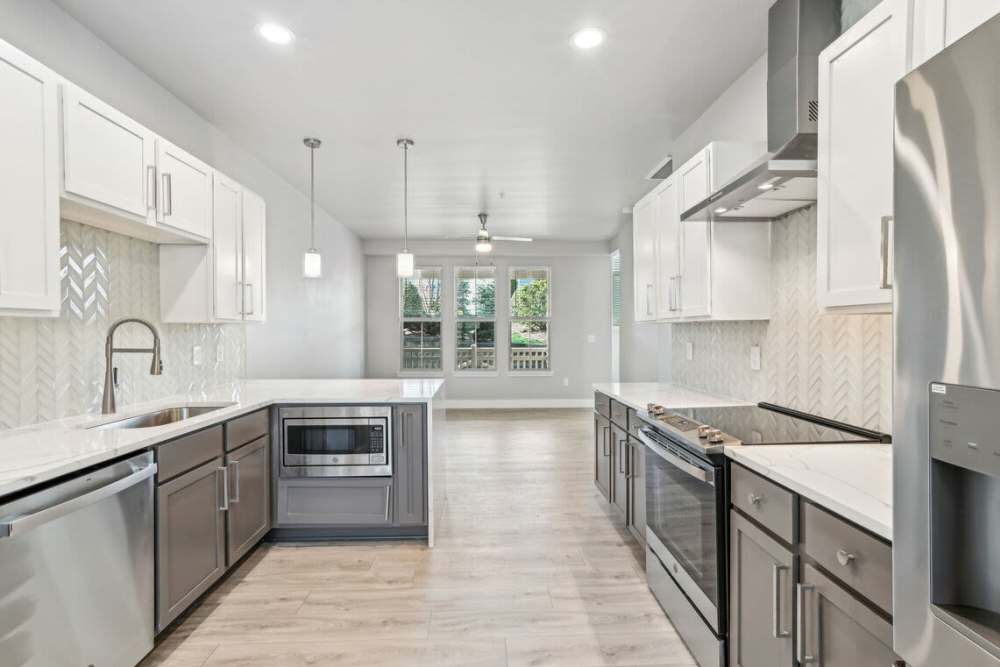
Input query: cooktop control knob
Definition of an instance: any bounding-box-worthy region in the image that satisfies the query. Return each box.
[697,425,712,439]
[707,429,724,443]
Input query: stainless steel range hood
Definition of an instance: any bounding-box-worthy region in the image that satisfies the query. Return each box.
[682,0,839,222]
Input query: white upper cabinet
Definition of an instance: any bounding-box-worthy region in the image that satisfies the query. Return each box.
[817,0,912,310]
[241,188,267,322]
[156,139,213,239]
[632,193,658,323]
[0,40,60,315]
[915,0,1000,64]
[212,174,243,322]
[62,85,156,221]
[654,179,680,320]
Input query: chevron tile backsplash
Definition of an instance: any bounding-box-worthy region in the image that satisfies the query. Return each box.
[671,207,892,433]
[0,221,245,430]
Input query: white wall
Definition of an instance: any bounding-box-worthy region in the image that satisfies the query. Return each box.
[0,0,365,379]
[364,243,612,404]
[610,221,660,382]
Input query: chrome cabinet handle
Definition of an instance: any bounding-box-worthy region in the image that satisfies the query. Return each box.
[645,283,653,316]
[146,165,157,210]
[748,492,762,506]
[384,485,391,522]
[796,583,818,664]
[229,460,241,503]
[668,277,677,311]
[236,282,244,316]
[603,426,610,457]
[836,549,856,567]
[162,172,173,216]
[880,215,893,289]
[244,282,255,316]
[619,439,626,474]
[217,465,229,511]
[772,564,790,638]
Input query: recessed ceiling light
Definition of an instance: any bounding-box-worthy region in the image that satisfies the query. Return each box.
[257,22,295,45]
[714,207,728,214]
[572,27,606,50]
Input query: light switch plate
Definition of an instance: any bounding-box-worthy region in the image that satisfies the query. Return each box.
[685,341,694,361]
[750,345,761,371]
[587,334,597,343]
[192,345,203,366]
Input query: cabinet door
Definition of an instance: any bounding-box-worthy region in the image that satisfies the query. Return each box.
[394,404,426,526]
[241,188,267,322]
[156,457,226,631]
[817,0,911,309]
[627,435,646,544]
[654,178,681,320]
[730,512,794,667]
[156,139,212,238]
[226,436,270,565]
[680,220,711,318]
[213,173,243,321]
[276,477,393,526]
[62,85,155,219]
[919,0,1000,59]
[798,563,898,666]
[0,41,60,314]
[594,414,611,500]
[632,194,657,322]
[611,423,628,516]
[678,147,710,213]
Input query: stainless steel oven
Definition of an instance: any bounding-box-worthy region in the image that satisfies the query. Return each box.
[637,427,727,667]
[279,406,392,477]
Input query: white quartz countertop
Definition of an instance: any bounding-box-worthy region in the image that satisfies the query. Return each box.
[592,382,750,412]
[0,378,444,499]
[725,444,893,541]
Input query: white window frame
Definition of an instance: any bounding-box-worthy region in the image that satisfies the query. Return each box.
[508,266,552,375]
[398,266,443,376]
[454,265,498,375]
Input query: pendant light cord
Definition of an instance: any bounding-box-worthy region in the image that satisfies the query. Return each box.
[310,144,316,249]
[402,141,409,253]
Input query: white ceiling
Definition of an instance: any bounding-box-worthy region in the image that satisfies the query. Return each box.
[54,0,771,241]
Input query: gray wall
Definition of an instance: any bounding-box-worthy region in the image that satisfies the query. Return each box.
[0,0,365,380]
[365,246,612,402]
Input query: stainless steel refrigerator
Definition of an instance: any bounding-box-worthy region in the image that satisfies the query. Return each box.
[894,12,1000,667]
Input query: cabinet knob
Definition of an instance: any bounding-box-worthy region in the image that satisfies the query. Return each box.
[836,549,856,567]
[748,493,763,506]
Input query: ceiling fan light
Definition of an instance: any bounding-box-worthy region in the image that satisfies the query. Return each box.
[303,249,322,278]
[396,252,415,278]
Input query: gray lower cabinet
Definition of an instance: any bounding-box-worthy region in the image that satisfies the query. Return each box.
[798,563,896,667]
[611,423,628,516]
[626,435,646,544]
[226,435,270,564]
[394,404,426,526]
[730,511,794,667]
[156,456,226,631]
[594,413,611,500]
[276,477,393,526]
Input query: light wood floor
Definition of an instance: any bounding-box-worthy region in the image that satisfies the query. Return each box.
[142,409,696,667]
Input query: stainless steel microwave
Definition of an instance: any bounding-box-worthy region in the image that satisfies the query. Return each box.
[278,406,391,478]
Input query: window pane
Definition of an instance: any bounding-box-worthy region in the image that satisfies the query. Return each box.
[456,267,496,318]
[509,268,550,318]
[510,321,549,371]
[401,321,441,370]
[400,268,442,318]
[456,321,496,371]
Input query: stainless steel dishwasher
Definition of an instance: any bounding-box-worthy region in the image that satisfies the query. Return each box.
[0,451,157,667]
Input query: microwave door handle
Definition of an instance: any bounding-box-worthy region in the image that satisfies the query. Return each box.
[636,430,712,486]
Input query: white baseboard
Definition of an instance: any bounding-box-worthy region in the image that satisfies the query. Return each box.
[442,398,592,410]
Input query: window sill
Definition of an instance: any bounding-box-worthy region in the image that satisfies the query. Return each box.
[508,370,554,377]
[454,370,500,377]
[397,371,444,378]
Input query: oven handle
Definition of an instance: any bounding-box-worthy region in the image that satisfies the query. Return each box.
[636,430,714,486]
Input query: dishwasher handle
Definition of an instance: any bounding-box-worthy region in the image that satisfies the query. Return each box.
[0,462,157,539]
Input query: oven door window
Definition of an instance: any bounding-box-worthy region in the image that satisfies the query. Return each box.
[645,444,719,609]
[284,420,382,460]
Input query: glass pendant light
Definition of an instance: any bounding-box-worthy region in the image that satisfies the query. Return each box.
[396,138,415,278]
[302,137,322,278]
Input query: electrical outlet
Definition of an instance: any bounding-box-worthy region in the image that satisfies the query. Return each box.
[750,345,761,371]
[192,345,203,366]
[562,377,570,387]
[587,334,597,343]
[685,341,694,361]
[216,346,224,364]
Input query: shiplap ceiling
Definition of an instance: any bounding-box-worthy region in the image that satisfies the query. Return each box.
[55,0,771,241]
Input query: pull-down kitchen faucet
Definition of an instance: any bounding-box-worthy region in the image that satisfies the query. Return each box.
[101,318,163,414]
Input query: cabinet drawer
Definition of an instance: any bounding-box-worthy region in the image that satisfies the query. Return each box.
[801,501,892,614]
[627,408,642,437]
[610,400,628,428]
[594,392,611,418]
[157,425,224,483]
[225,408,269,452]
[731,463,795,543]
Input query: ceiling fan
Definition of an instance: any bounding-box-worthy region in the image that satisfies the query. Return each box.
[475,213,532,253]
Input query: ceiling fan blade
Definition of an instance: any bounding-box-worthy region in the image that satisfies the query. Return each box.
[492,236,533,242]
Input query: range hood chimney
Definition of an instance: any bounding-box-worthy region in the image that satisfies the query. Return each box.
[682,0,840,222]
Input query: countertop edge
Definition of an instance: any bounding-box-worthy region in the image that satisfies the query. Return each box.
[724,446,893,542]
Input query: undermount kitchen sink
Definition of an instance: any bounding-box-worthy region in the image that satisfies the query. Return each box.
[87,404,235,430]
